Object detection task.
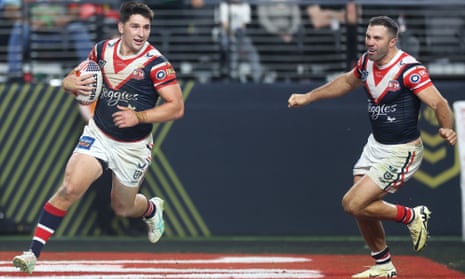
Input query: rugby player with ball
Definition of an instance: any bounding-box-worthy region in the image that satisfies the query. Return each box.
[13,1,184,274]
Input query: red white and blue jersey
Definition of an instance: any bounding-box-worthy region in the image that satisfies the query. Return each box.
[88,38,178,141]
[353,50,433,144]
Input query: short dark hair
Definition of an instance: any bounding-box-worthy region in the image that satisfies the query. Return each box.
[119,1,154,24]
[368,16,399,38]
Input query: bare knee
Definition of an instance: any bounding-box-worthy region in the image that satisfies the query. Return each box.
[55,183,83,205]
[112,207,128,218]
[111,200,132,217]
[110,194,142,218]
[342,194,362,217]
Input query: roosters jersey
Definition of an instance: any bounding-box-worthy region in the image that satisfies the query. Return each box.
[353,50,433,144]
[88,38,178,141]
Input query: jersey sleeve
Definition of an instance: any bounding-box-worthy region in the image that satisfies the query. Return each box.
[87,44,98,62]
[150,61,178,90]
[402,65,433,94]
[87,40,106,64]
[353,53,367,80]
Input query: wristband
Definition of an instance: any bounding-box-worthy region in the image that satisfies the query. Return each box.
[135,111,147,124]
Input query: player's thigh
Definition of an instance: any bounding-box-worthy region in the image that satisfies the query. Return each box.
[51,153,102,208]
[64,152,103,192]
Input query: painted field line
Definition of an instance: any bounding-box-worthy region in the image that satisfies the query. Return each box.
[0,252,463,278]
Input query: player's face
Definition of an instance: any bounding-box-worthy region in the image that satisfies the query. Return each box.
[118,14,151,56]
[365,25,397,65]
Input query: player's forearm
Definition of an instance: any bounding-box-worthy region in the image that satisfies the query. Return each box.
[305,72,357,103]
[434,98,454,130]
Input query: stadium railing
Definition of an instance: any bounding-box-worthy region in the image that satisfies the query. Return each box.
[0,0,464,84]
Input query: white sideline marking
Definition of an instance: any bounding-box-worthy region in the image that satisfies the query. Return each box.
[0,256,323,278]
[12,256,312,265]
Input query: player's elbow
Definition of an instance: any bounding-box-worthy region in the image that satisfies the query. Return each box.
[173,103,184,120]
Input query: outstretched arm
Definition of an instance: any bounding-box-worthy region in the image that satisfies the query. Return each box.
[288,70,362,108]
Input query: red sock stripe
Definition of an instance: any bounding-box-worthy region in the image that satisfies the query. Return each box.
[404,208,413,224]
[144,199,154,218]
[35,224,54,243]
[44,202,67,217]
[395,205,413,224]
[395,205,406,222]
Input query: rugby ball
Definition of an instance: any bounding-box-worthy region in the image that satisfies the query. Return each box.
[74,59,103,105]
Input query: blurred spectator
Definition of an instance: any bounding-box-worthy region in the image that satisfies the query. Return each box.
[71,3,120,41]
[397,14,420,58]
[344,0,358,69]
[145,0,186,22]
[146,0,186,10]
[5,0,93,81]
[185,0,205,35]
[257,0,302,80]
[307,1,359,69]
[307,4,346,30]
[1,0,14,65]
[257,0,301,45]
[216,0,262,82]
[423,8,465,61]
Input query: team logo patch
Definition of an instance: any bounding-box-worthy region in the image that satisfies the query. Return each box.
[132,67,145,80]
[156,70,167,80]
[77,136,95,150]
[133,162,147,181]
[409,74,421,83]
[387,80,400,91]
[98,60,106,68]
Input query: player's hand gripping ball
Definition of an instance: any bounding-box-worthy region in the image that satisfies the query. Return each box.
[74,60,103,105]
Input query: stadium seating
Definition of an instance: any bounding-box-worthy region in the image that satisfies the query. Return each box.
[0,1,464,83]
